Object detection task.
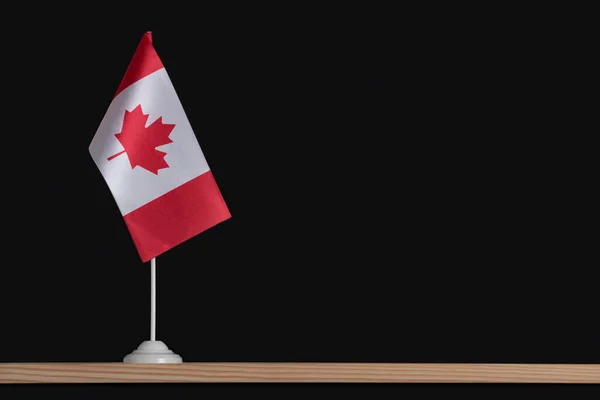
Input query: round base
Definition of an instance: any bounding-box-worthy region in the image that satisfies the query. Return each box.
[123,340,183,363]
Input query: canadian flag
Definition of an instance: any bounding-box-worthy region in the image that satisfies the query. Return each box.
[89,32,231,262]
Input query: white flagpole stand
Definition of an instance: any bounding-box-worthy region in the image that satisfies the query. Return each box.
[123,257,182,363]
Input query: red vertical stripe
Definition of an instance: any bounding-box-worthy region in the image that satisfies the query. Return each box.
[123,171,231,262]
[114,32,164,98]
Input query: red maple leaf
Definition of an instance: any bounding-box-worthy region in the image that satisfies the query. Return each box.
[107,105,175,175]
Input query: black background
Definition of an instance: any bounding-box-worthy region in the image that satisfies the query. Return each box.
[0,4,597,397]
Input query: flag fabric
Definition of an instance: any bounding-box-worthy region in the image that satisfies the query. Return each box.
[89,32,231,262]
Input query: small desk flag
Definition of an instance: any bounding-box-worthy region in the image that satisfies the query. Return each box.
[89,32,231,262]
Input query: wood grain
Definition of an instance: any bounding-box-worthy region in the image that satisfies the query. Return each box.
[1,363,599,383]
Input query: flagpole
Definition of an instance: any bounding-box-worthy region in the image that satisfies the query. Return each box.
[123,254,181,363]
[150,257,156,341]
[120,29,182,364]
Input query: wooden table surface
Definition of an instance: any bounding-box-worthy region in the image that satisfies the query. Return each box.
[1,363,599,384]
